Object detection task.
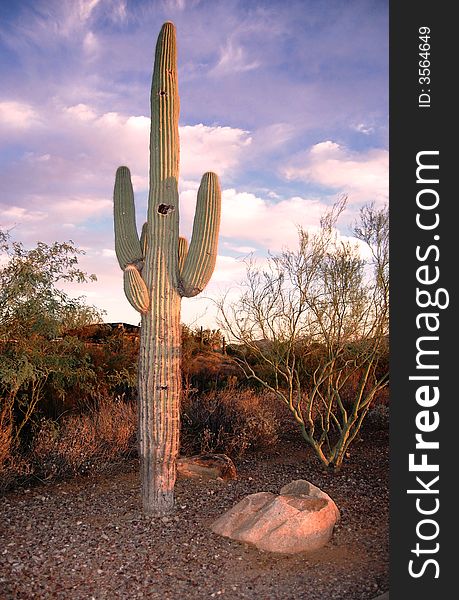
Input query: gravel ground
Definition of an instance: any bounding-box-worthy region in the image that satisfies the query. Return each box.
[0,430,388,600]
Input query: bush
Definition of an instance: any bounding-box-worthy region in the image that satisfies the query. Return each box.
[219,201,389,470]
[20,397,137,482]
[181,388,279,457]
[42,397,135,476]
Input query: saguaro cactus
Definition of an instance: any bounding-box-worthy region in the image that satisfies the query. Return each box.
[113,22,221,514]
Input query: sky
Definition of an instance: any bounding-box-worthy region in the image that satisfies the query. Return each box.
[0,0,388,329]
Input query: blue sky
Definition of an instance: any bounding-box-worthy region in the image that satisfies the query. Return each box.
[0,0,388,328]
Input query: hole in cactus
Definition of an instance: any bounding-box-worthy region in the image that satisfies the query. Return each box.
[158,90,167,96]
[157,204,175,215]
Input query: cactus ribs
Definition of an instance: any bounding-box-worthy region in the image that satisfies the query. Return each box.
[113,22,221,514]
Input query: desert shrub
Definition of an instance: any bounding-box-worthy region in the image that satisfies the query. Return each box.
[0,401,33,489]
[31,415,98,477]
[94,396,137,456]
[29,396,137,480]
[84,330,139,403]
[183,352,241,393]
[0,330,139,453]
[181,388,279,457]
[219,201,389,470]
[0,336,103,448]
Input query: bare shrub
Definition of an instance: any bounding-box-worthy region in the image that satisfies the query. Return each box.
[31,414,98,477]
[30,397,137,479]
[181,388,279,457]
[96,398,137,463]
[219,201,389,470]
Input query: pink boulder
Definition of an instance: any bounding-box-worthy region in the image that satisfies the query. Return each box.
[210,479,339,553]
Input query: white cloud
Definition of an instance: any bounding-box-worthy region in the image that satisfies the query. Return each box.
[35,105,251,189]
[222,189,328,251]
[55,0,102,38]
[310,141,340,155]
[1,100,255,251]
[83,31,99,56]
[111,0,127,22]
[283,141,388,205]
[77,0,101,21]
[179,124,251,179]
[162,0,187,10]
[211,39,260,75]
[1,206,47,227]
[101,248,116,258]
[2,195,111,233]
[180,186,327,252]
[251,122,296,153]
[51,196,112,221]
[24,152,51,162]
[354,123,375,135]
[210,254,247,285]
[0,101,39,129]
[126,115,150,130]
[223,243,258,254]
[65,103,98,121]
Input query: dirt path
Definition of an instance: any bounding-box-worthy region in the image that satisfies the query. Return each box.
[0,432,388,599]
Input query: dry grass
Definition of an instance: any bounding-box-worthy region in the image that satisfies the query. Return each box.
[31,397,137,478]
[2,389,281,490]
[0,396,137,490]
[181,388,280,457]
[1,385,388,492]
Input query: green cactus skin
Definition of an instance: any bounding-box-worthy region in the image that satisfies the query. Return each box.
[114,166,143,270]
[178,236,188,273]
[113,22,221,514]
[123,265,150,313]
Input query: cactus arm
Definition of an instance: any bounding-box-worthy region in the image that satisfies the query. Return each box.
[178,236,188,273]
[114,166,143,270]
[124,265,150,313]
[140,222,148,257]
[179,172,221,297]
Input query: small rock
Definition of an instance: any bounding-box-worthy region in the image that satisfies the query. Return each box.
[176,454,237,481]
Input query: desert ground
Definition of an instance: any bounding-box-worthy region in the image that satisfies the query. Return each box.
[0,428,388,600]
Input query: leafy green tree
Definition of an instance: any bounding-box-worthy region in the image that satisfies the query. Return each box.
[0,230,101,339]
[0,230,103,445]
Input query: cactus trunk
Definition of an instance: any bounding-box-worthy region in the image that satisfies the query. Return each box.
[113,22,221,515]
[138,283,180,513]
